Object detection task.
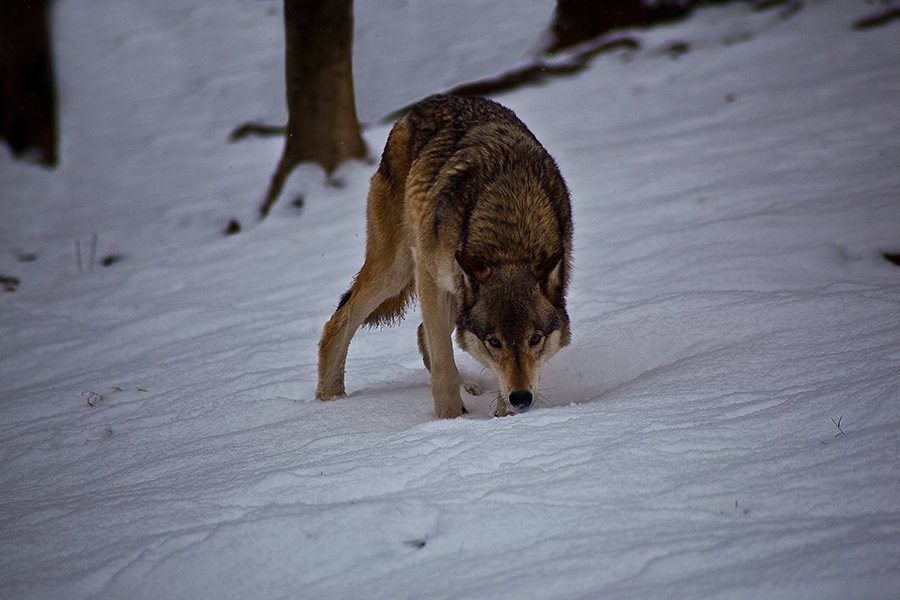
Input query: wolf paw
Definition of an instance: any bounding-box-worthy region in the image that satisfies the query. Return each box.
[435,403,466,419]
[463,382,483,396]
[315,382,345,401]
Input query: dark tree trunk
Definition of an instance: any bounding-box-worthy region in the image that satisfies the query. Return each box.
[0,0,58,168]
[546,0,699,55]
[260,0,367,218]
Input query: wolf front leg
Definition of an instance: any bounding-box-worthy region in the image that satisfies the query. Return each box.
[417,265,464,418]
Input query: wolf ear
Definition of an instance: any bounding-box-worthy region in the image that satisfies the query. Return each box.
[456,250,491,284]
[532,251,563,282]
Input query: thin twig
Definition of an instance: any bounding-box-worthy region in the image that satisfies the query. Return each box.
[831,414,845,439]
[89,232,97,272]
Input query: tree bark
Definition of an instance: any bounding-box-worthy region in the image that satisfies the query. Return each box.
[545,0,698,55]
[0,0,58,168]
[260,0,367,218]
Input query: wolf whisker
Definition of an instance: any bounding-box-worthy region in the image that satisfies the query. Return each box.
[491,393,511,417]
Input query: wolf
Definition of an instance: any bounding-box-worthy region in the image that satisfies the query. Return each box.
[316,94,572,418]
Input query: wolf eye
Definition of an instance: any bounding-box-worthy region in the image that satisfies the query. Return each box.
[528,333,544,347]
[486,335,502,349]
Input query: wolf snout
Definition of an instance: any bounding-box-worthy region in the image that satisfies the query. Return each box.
[508,390,533,411]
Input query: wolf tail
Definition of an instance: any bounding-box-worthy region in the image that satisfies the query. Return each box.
[363,279,416,327]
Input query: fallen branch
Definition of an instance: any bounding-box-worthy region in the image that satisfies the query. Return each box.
[853,7,900,30]
[229,121,286,143]
[230,35,639,143]
[1,274,20,292]
[831,414,845,439]
[379,36,640,124]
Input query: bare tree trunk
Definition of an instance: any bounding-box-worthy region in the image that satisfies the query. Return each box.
[0,0,58,168]
[545,0,697,55]
[260,0,367,219]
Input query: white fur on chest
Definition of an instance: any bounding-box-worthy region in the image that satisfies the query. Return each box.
[411,246,458,294]
[435,261,457,293]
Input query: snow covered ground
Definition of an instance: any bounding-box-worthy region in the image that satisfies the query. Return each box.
[2,0,899,598]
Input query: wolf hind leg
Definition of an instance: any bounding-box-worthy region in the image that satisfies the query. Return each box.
[316,170,412,400]
[316,254,412,400]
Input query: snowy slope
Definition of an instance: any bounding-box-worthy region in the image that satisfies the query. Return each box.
[2,0,900,598]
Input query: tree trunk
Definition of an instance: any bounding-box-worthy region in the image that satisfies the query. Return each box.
[0,0,58,168]
[546,0,697,55]
[260,0,367,218]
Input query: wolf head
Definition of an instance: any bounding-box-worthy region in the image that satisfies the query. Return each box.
[454,250,570,414]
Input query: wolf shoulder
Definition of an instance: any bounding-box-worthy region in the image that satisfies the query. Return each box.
[402,95,572,249]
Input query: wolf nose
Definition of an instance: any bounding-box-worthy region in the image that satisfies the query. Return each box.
[509,390,533,410]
